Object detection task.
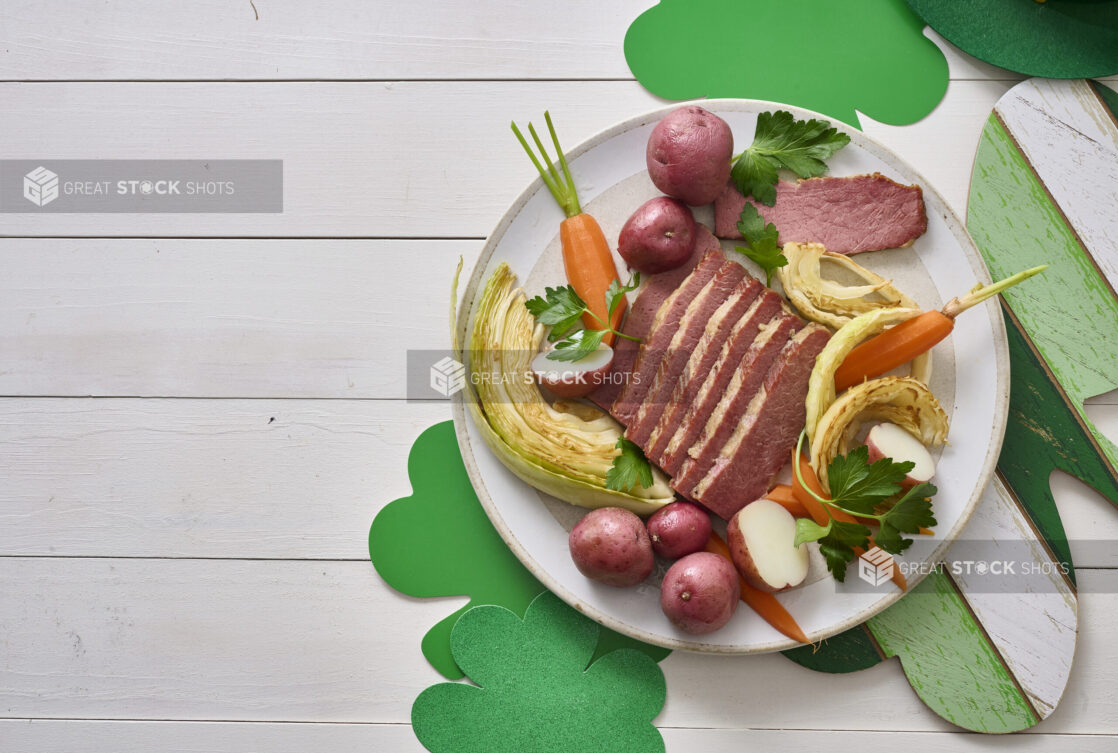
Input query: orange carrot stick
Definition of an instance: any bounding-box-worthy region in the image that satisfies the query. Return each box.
[513,113,626,346]
[833,265,1045,393]
[765,484,809,518]
[704,531,810,645]
[793,454,907,591]
[560,213,625,342]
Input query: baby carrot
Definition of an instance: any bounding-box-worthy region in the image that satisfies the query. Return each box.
[512,112,626,343]
[765,484,810,518]
[833,265,1046,393]
[704,531,810,645]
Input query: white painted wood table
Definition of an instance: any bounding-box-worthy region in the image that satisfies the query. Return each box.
[2,3,1117,750]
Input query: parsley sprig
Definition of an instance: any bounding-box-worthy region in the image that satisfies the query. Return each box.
[792,431,937,581]
[524,274,641,362]
[606,437,654,492]
[734,204,786,287]
[731,111,851,206]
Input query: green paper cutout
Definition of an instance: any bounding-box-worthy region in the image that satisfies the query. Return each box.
[412,591,667,753]
[906,0,1118,79]
[782,624,882,673]
[370,421,669,679]
[624,0,949,127]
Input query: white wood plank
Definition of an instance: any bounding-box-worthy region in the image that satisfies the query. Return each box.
[0,398,447,560]
[2,558,1116,732]
[0,81,1005,237]
[0,0,639,81]
[5,1,1104,84]
[1,398,1114,568]
[2,720,1117,753]
[0,239,477,398]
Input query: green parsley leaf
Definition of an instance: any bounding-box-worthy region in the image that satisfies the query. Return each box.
[606,437,654,492]
[826,445,914,515]
[524,285,587,341]
[730,110,851,206]
[874,482,938,555]
[606,272,641,321]
[734,203,786,287]
[818,536,857,582]
[547,328,607,362]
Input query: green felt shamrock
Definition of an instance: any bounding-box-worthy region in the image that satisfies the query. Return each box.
[370,421,669,679]
[624,0,948,127]
[412,591,667,753]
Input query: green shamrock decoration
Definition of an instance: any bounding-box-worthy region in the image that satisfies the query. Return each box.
[624,0,949,127]
[412,591,667,753]
[370,421,669,679]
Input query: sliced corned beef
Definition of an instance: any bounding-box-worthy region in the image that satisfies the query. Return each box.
[623,270,758,448]
[587,225,721,412]
[610,251,728,423]
[651,290,788,474]
[669,315,802,495]
[688,324,832,521]
[713,173,927,254]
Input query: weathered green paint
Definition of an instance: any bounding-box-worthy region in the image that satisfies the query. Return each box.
[782,624,882,673]
[968,112,1118,485]
[865,570,1038,733]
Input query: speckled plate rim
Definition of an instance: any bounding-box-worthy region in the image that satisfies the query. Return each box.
[450,98,1009,654]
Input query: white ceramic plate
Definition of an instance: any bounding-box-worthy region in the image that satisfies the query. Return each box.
[451,99,1008,654]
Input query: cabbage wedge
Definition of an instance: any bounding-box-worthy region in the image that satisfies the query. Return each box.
[453,262,673,516]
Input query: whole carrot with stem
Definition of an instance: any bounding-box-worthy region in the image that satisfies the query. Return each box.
[703,530,811,645]
[833,265,1046,393]
[512,112,625,343]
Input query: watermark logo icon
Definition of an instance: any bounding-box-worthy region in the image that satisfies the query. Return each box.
[430,356,466,397]
[23,166,59,207]
[858,546,895,587]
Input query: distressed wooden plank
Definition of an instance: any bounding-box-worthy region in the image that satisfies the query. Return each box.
[3,1,1111,84]
[994,79,1118,297]
[946,476,1077,720]
[0,398,447,560]
[0,81,1004,237]
[2,720,1117,753]
[0,560,1115,731]
[0,239,477,398]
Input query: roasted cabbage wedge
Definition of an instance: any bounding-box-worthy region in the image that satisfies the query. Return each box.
[777,242,919,329]
[804,307,934,440]
[452,261,673,516]
[810,376,949,489]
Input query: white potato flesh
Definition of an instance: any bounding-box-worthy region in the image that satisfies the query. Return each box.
[865,422,936,487]
[735,498,809,590]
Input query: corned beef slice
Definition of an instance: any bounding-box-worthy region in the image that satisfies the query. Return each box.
[623,271,758,448]
[669,315,801,493]
[688,324,832,521]
[651,290,786,474]
[610,251,727,423]
[714,174,927,254]
[587,225,720,412]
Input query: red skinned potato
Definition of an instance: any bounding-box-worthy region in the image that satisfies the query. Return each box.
[568,507,654,587]
[864,422,936,491]
[646,500,712,559]
[618,197,697,274]
[660,551,739,634]
[531,342,614,399]
[727,498,809,593]
[646,106,734,206]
